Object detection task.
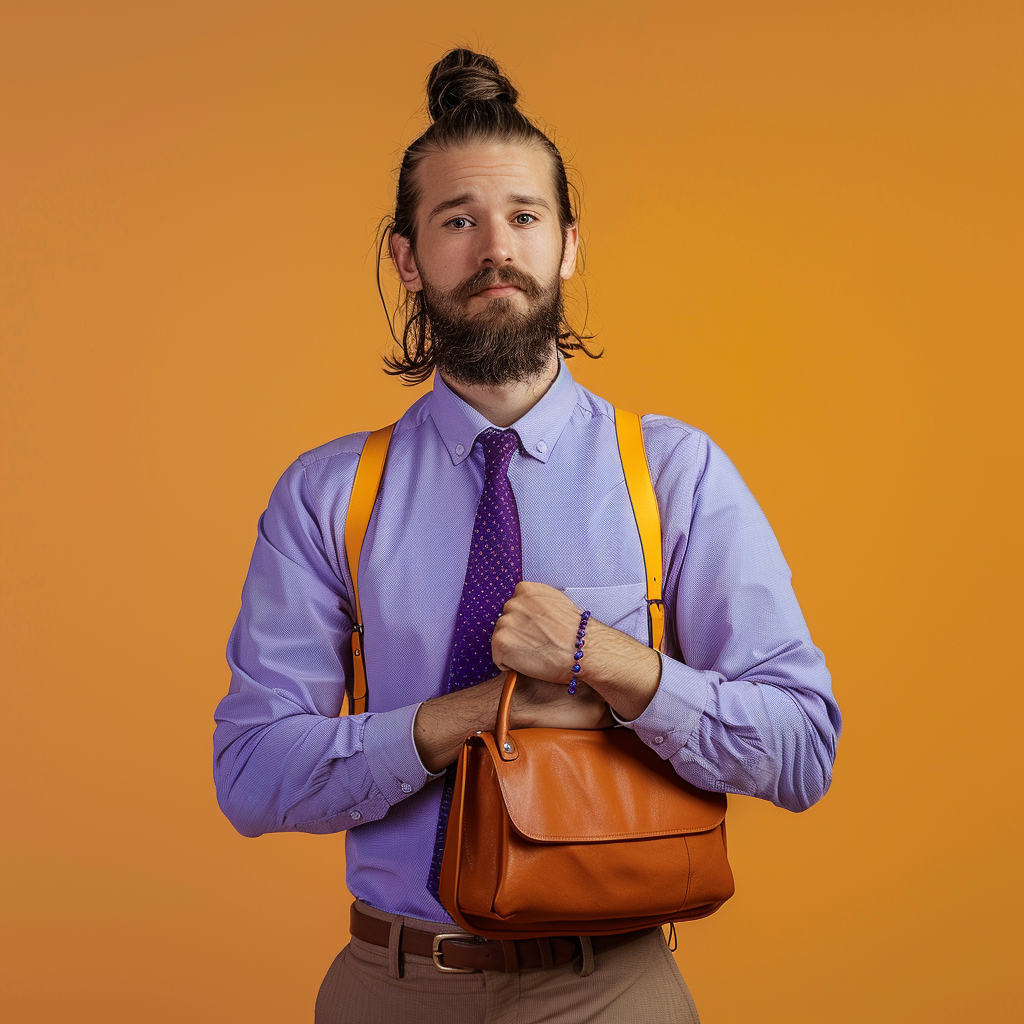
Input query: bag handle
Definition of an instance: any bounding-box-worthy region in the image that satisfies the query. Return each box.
[342,423,395,715]
[495,670,521,760]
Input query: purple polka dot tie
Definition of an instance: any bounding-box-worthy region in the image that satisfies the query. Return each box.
[427,427,523,904]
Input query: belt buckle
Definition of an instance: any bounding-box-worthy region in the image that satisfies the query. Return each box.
[431,933,478,973]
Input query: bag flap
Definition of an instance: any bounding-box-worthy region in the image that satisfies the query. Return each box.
[479,728,726,843]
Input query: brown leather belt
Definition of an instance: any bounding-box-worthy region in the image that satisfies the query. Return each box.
[349,902,655,973]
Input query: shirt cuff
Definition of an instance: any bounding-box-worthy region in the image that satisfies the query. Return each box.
[362,703,443,806]
[608,654,708,760]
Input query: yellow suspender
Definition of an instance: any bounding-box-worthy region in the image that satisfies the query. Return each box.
[613,408,665,652]
[340,409,663,716]
[342,423,395,715]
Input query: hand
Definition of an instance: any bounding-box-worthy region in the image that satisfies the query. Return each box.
[491,581,583,685]
[492,580,663,722]
[510,673,614,731]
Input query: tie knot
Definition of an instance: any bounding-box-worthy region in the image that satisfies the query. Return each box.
[477,427,520,476]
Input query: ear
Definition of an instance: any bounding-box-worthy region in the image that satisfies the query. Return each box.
[559,223,579,281]
[390,232,423,292]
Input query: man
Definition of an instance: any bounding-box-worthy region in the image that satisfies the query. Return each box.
[213,47,841,1024]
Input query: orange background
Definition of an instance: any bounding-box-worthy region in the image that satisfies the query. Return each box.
[2,2,1021,1022]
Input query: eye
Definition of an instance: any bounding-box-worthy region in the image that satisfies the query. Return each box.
[445,216,472,230]
[514,213,538,225]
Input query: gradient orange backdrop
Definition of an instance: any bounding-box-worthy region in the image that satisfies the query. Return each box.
[2,2,1021,1022]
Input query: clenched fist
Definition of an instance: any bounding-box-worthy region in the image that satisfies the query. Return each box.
[492,580,663,724]
[491,581,588,685]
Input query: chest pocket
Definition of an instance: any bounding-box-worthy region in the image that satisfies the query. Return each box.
[561,583,650,646]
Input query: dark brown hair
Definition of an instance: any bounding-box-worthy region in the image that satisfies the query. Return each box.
[378,47,600,384]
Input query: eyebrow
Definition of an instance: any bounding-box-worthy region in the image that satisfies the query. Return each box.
[427,192,552,222]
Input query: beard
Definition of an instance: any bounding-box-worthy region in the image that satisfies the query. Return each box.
[419,264,564,388]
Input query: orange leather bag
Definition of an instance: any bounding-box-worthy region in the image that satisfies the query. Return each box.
[345,409,735,939]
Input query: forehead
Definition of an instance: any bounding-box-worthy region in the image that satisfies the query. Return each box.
[414,141,555,210]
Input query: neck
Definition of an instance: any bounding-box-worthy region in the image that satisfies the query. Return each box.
[439,350,560,428]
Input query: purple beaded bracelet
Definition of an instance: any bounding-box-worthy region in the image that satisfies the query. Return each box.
[567,609,591,695]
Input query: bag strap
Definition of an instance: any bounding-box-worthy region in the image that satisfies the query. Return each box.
[342,423,395,715]
[613,409,664,651]
[339,409,664,715]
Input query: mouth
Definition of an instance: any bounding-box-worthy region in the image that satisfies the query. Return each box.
[474,285,521,298]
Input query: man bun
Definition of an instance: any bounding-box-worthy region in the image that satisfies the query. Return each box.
[426,48,519,122]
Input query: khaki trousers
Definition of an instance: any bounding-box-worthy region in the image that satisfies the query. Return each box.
[315,901,701,1024]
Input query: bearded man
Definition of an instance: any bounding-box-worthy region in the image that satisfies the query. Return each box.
[213,47,842,1024]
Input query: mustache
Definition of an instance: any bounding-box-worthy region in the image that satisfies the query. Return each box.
[453,266,543,301]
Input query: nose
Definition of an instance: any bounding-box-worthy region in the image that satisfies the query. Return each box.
[478,217,514,267]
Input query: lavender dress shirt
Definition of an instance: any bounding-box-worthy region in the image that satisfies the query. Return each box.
[213,359,842,924]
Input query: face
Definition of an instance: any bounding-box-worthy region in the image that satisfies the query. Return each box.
[391,140,579,386]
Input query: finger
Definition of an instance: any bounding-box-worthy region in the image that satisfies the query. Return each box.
[491,633,507,669]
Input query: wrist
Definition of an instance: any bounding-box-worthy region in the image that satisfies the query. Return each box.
[575,619,617,689]
[578,621,661,719]
[412,673,507,773]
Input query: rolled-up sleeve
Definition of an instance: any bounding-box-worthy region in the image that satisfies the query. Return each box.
[612,429,842,812]
[213,456,438,838]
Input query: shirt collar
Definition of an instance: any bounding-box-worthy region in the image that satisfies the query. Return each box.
[428,356,579,466]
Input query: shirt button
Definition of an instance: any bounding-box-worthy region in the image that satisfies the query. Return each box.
[455,444,465,456]
[401,783,412,794]
[349,809,362,820]
[535,440,547,454]
[653,736,665,745]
